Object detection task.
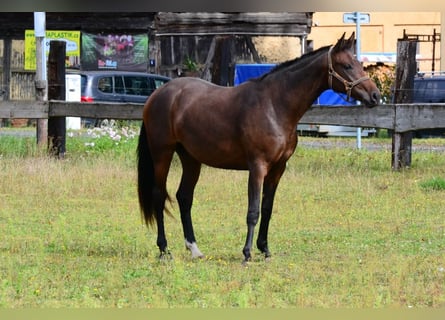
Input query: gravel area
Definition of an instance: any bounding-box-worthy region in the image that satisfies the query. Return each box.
[298,136,445,153]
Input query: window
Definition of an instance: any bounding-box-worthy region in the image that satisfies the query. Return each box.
[124,76,151,96]
[114,76,125,94]
[97,77,112,93]
[154,78,169,89]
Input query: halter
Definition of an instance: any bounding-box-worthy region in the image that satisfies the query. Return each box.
[327,46,370,101]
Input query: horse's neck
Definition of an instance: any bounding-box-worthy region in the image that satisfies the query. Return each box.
[268,55,329,125]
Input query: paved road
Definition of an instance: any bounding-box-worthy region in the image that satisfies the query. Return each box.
[298,137,445,153]
[0,128,35,137]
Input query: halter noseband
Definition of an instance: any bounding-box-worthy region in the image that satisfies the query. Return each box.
[327,46,370,101]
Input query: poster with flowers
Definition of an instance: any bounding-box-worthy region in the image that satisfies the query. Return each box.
[81,32,148,71]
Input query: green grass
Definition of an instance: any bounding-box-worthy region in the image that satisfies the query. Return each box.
[419,177,445,191]
[1,130,444,308]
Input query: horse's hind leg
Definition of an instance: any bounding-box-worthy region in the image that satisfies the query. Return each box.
[152,148,175,259]
[176,145,204,259]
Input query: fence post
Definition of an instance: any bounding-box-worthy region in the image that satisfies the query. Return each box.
[1,37,11,115]
[47,40,66,159]
[392,39,417,170]
[35,32,47,146]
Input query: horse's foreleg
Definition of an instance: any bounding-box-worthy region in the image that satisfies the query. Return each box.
[242,165,266,263]
[176,147,204,259]
[256,162,286,260]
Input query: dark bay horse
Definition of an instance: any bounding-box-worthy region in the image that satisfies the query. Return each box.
[137,33,381,263]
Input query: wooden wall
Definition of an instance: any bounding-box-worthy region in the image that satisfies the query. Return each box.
[0,12,313,102]
[153,12,313,83]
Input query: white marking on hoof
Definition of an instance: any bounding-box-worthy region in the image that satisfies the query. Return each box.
[185,240,205,259]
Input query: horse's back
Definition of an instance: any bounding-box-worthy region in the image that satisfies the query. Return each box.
[143,77,257,169]
[144,77,244,129]
[144,77,229,114]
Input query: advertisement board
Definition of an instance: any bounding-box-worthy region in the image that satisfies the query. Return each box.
[25,30,81,70]
[81,32,148,71]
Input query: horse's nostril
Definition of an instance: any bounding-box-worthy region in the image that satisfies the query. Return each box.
[372,91,381,104]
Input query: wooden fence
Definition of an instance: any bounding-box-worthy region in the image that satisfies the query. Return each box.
[3,100,445,131]
[1,100,445,169]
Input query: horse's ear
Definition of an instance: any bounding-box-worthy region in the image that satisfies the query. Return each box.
[334,32,356,52]
[334,32,347,51]
[346,32,356,49]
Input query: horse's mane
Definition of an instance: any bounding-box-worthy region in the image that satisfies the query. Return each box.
[254,45,331,82]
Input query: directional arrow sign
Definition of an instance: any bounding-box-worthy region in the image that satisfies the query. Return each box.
[343,12,370,24]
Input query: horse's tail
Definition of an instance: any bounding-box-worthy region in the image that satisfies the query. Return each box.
[137,123,157,226]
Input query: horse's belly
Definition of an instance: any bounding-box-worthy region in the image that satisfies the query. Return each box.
[183,141,248,170]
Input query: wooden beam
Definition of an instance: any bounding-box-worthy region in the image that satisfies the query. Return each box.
[3,101,445,132]
[201,36,217,81]
[300,105,395,129]
[155,12,312,36]
[156,12,312,26]
[391,39,417,170]
[394,104,445,132]
[47,40,66,158]
[0,100,47,118]
[0,13,155,37]
[48,101,144,119]
[244,36,262,63]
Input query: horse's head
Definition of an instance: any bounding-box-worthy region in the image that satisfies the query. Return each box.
[328,32,381,107]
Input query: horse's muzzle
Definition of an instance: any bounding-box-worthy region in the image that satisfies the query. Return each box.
[368,90,381,107]
[362,90,381,108]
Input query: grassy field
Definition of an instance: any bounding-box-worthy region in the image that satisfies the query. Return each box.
[1,126,444,308]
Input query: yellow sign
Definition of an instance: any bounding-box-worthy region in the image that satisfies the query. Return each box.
[25,30,81,70]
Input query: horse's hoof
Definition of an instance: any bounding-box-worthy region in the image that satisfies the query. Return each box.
[159,250,173,261]
[190,252,205,259]
[185,240,205,259]
[190,253,205,260]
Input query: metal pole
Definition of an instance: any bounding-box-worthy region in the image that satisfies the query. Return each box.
[442,11,445,72]
[301,34,307,55]
[432,29,436,74]
[355,12,362,149]
[34,12,47,146]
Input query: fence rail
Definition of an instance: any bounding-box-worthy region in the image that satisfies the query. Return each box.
[2,101,445,133]
[1,100,445,169]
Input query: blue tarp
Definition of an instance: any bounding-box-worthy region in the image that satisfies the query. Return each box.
[234,64,356,106]
[234,63,276,86]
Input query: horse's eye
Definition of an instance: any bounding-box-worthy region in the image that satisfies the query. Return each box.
[344,64,352,70]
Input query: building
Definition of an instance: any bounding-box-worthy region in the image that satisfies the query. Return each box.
[308,12,442,72]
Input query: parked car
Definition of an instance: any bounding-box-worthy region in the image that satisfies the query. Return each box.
[68,70,170,126]
[412,73,445,138]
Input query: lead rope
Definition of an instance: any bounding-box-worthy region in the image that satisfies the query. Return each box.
[327,46,370,101]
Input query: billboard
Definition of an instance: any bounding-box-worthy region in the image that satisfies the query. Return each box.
[24,30,81,70]
[81,32,149,71]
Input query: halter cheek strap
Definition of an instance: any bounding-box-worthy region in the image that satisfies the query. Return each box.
[328,46,370,101]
